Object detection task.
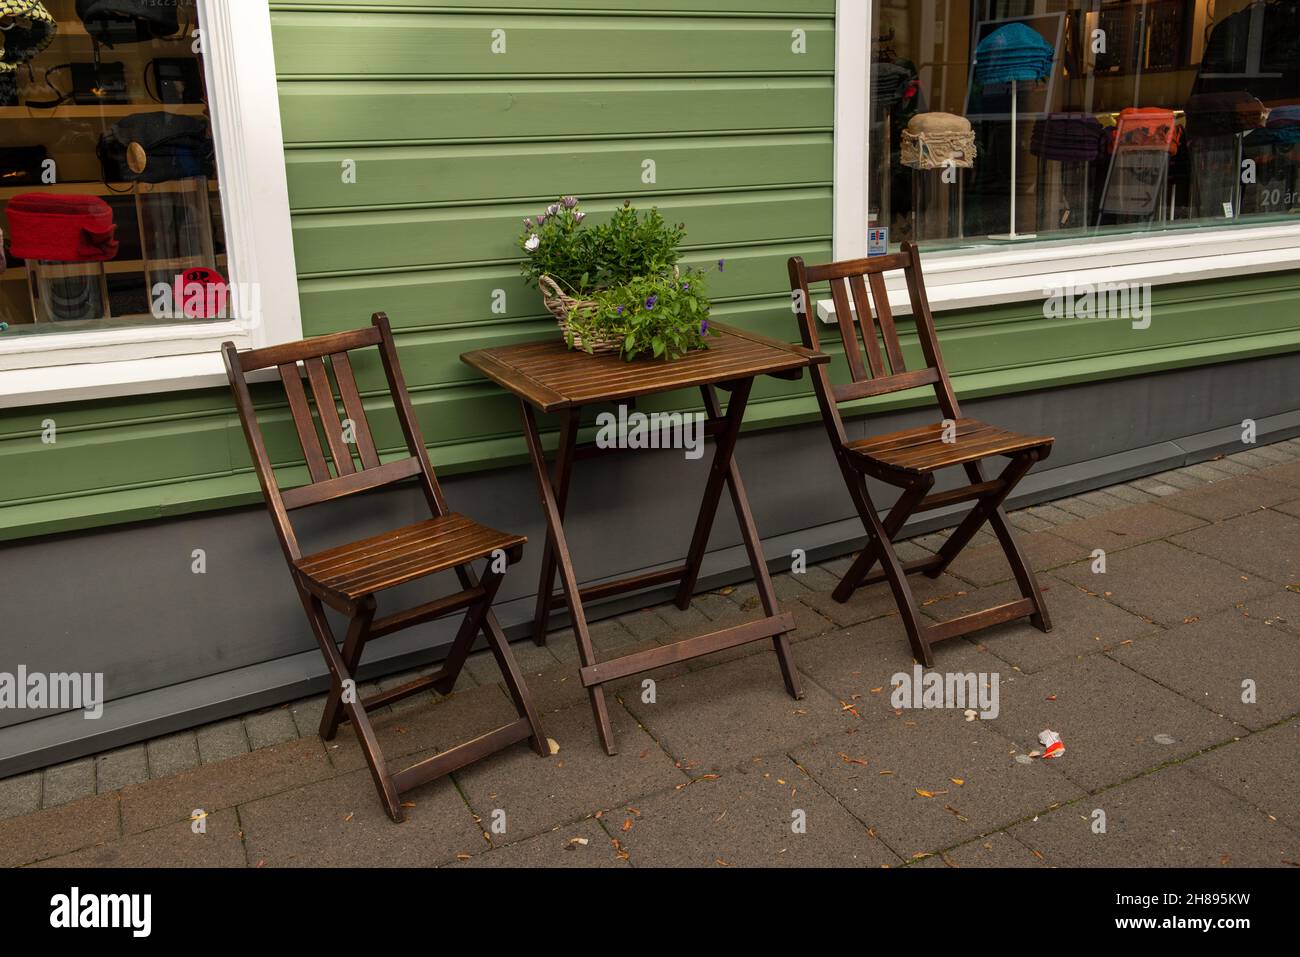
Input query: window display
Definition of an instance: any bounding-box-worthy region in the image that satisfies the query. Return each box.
[0,0,226,336]
[868,0,1300,250]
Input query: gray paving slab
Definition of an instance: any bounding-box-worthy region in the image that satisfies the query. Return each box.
[1008,766,1296,867]
[793,612,995,713]
[244,707,299,751]
[985,654,1243,792]
[453,818,628,868]
[612,754,899,867]
[96,745,149,793]
[1159,475,1300,522]
[792,708,1083,861]
[34,808,246,868]
[913,830,1045,868]
[1184,722,1300,832]
[1108,605,1300,731]
[1044,503,1206,553]
[42,758,95,808]
[196,718,250,765]
[800,572,968,628]
[1054,540,1277,628]
[921,576,1161,673]
[620,650,860,775]
[0,771,41,821]
[146,732,200,779]
[118,736,334,835]
[944,530,1087,588]
[0,793,120,867]
[452,700,688,844]
[1171,509,1300,586]
[240,767,482,867]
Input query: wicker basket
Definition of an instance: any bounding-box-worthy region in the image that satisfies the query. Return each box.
[538,275,622,354]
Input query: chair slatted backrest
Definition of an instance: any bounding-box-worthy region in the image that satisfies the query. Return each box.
[788,241,961,444]
[222,312,446,561]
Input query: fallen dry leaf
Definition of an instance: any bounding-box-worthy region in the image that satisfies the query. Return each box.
[950,777,965,786]
[840,753,870,767]
[547,737,560,755]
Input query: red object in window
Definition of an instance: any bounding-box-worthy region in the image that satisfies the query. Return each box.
[1107,107,1183,156]
[175,266,229,319]
[5,193,119,262]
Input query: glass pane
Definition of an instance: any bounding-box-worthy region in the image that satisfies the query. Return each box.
[0,0,229,337]
[866,0,1300,251]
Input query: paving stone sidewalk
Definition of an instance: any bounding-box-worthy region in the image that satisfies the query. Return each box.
[3,441,1299,867]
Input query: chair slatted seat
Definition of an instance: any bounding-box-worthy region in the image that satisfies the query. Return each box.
[222,313,547,822]
[789,242,1054,668]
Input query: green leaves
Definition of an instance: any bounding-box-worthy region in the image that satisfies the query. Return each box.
[518,197,684,295]
[565,270,718,362]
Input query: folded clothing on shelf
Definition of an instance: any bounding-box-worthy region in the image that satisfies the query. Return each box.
[1106,107,1183,155]
[1186,91,1269,137]
[901,112,976,170]
[1031,112,1106,162]
[974,22,1056,86]
[5,193,120,262]
[872,61,915,111]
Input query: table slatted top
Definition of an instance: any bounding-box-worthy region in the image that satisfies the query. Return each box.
[462,322,827,411]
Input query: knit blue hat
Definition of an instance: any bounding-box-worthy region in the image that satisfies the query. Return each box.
[975,22,1055,85]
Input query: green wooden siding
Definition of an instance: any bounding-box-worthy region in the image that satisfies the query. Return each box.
[0,0,1297,543]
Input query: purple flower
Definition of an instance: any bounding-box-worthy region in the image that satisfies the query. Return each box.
[717,259,726,272]
[547,204,560,216]
[645,296,658,310]
[700,319,710,335]
[616,306,624,315]
[563,196,579,208]
[681,282,690,290]
[523,218,533,228]
[537,213,547,225]
[574,211,586,223]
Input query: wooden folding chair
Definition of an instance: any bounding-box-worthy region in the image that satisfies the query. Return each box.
[788,242,1054,668]
[221,313,548,822]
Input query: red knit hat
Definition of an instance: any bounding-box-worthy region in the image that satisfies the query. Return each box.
[6,193,119,262]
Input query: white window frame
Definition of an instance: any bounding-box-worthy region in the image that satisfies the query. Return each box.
[826,0,1300,321]
[0,0,301,407]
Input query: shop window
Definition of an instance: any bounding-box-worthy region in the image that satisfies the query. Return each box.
[0,0,299,407]
[860,0,1300,252]
[0,0,236,336]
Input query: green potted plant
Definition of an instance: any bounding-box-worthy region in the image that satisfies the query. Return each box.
[518,197,720,360]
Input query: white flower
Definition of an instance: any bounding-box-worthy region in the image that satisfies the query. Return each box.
[524,234,540,252]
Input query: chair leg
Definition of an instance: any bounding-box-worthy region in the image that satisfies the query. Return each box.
[481,608,549,757]
[835,473,933,602]
[299,592,402,822]
[450,562,550,757]
[858,492,935,667]
[320,596,375,742]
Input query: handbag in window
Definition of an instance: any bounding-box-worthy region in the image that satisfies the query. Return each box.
[0,144,48,187]
[97,112,215,185]
[75,0,178,46]
[0,1,56,72]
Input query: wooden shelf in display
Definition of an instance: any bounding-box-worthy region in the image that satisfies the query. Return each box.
[0,104,207,120]
[0,255,227,284]
[0,179,218,201]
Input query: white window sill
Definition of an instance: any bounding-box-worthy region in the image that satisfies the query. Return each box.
[818,222,1300,322]
[0,349,275,408]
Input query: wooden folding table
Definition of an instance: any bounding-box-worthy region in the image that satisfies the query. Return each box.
[462,323,828,754]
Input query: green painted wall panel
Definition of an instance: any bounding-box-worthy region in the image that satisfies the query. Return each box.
[271,12,834,76]
[292,189,832,274]
[0,1,1296,544]
[277,78,832,144]
[295,242,832,336]
[284,134,830,210]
